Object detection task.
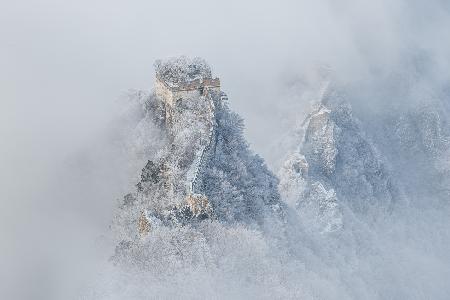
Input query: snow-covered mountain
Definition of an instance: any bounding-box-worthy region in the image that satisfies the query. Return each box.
[278,83,400,232]
[111,57,286,262]
[278,60,450,234]
[85,57,450,300]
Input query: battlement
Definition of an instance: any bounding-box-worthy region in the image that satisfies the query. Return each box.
[156,74,220,92]
[154,56,221,108]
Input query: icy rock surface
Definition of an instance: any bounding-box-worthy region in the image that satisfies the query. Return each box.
[279,85,397,232]
[85,59,450,300]
[112,58,286,254]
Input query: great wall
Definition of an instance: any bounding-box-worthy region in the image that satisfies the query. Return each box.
[139,60,224,236]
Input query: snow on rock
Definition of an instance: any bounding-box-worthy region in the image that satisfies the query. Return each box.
[278,152,342,233]
[154,56,212,88]
[111,57,286,257]
[279,84,397,232]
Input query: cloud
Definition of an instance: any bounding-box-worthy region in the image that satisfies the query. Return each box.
[1,1,450,298]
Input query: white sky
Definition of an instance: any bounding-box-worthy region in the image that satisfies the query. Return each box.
[1,0,450,217]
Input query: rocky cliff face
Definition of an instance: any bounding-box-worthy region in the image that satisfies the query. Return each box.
[279,61,450,233]
[88,58,450,300]
[112,57,285,254]
[279,84,399,232]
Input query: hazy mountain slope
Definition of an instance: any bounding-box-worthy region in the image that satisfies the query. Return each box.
[279,84,399,232]
[278,58,450,233]
[365,100,450,206]
[83,58,450,300]
[348,60,450,207]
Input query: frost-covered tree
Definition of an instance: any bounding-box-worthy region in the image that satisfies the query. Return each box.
[279,83,399,233]
[111,57,286,258]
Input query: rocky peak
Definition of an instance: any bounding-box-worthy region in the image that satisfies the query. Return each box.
[279,84,398,233]
[112,57,285,245]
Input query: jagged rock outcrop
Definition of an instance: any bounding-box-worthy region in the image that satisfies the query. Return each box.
[279,152,342,233]
[112,57,285,247]
[279,84,398,231]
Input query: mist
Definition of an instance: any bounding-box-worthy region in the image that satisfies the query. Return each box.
[1,0,450,299]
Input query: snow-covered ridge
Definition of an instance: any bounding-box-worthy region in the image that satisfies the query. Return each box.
[112,57,285,243]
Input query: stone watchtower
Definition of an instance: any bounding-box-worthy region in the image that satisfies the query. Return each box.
[154,57,220,126]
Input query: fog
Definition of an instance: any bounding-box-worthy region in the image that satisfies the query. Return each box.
[1,0,450,299]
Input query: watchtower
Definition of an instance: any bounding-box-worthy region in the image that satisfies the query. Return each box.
[154,57,220,125]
